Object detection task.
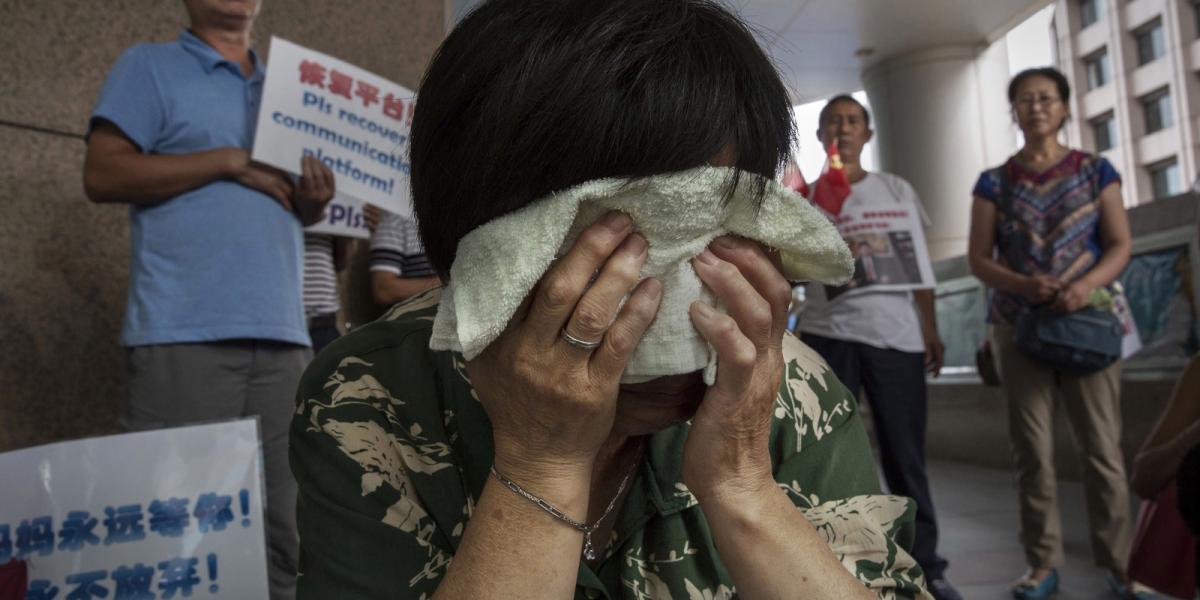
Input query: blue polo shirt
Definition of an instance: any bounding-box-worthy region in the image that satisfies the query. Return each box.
[90,30,310,347]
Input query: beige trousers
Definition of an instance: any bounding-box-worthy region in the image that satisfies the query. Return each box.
[990,322,1132,571]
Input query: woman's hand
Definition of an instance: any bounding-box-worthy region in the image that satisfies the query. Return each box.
[682,236,791,503]
[1021,273,1063,304]
[1051,280,1091,313]
[465,212,662,491]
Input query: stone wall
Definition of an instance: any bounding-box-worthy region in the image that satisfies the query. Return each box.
[0,0,445,452]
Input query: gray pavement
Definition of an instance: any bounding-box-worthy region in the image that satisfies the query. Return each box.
[928,460,1123,600]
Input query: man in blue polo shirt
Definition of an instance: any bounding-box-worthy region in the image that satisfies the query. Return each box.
[83,2,333,598]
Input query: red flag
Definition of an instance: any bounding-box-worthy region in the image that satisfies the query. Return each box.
[809,141,852,217]
[781,159,810,198]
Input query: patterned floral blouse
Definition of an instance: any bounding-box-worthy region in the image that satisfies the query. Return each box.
[972,149,1122,323]
[290,289,931,600]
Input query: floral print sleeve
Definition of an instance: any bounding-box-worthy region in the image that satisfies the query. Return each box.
[770,334,930,599]
[291,292,458,600]
[290,290,930,599]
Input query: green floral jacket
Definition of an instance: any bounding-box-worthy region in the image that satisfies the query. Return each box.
[290,289,931,599]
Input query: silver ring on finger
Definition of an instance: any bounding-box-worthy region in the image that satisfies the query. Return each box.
[561,329,603,350]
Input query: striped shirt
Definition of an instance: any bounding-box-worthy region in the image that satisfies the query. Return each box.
[303,233,340,318]
[972,149,1121,323]
[369,212,435,278]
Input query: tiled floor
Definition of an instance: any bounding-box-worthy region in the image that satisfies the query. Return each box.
[929,460,1126,600]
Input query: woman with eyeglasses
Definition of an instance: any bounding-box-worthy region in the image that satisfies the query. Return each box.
[966,67,1135,599]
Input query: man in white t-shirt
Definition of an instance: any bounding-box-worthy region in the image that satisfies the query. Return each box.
[799,95,960,600]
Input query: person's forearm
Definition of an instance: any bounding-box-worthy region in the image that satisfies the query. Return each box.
[912,289,937,333]
[967,253,1029,296]
[371,274,440,306]
[1076,240,1132,291]
[1131,420,1200,499]
[84,148,236,205]
[295,196,328,226]
[700,485,875,599]
[433,472,589,599]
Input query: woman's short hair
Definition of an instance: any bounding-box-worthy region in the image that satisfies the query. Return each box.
[409,0,796,278]
[1007,67,1071,105]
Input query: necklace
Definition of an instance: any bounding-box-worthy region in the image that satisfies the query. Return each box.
[580,458,639,560]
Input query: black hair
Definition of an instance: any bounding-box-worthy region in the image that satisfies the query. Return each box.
[409,0,796,279]
[1007,67,1071,104]
[818,94,871,128]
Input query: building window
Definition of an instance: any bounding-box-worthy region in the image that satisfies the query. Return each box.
[1142,88,1173,133]
[1194,1,1200,40]
[1148,159,1182,199]
[1135,19,1166,66]
[1084,49,1110,90]
[1080,0,1101,29]
[1090,113,1116,152]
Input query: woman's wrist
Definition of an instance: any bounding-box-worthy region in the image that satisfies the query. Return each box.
[691,472,783,532]
[493,440,594,506]
[686,461,775,508]
[491,451,592,521]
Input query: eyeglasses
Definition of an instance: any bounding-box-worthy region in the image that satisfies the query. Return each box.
[1014,95,1062,110]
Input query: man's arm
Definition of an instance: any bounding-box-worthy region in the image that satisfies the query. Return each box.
[912,289,943,376]
[84,120,294,209]
[370,272,440,307]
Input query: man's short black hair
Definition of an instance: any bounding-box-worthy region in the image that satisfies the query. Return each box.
[818,94,871,128]
[409,0,796,279]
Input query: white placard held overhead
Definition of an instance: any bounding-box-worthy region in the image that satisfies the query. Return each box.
[253,36,415,217]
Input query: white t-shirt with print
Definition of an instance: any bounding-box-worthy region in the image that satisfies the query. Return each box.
[798,172,933,353]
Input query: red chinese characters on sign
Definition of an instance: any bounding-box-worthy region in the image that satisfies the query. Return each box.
[298,60,326,89]
[355,81,380,108]
[295,56,413,127]
[329,69,354,100]
[382,93,406,122]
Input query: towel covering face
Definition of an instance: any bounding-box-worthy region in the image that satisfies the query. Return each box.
[429,166,854,384]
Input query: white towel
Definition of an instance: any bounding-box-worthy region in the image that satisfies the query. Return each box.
[429,166,853,384]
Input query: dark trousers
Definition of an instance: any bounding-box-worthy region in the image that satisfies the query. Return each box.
[801,333,948,580]
[123,340,312,600]
[307,313,340,355]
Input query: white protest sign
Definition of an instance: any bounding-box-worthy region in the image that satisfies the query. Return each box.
[304,194,370,239]
[823,204,937,300]
[0,420,269,599]
[254,36,414,217]
[1114,292,1143,358]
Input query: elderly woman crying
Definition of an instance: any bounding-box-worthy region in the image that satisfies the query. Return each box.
[288,1,933,598]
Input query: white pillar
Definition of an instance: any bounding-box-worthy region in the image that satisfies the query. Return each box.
[863,44,1015,260]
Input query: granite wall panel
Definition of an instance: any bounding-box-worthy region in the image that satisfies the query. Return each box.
[0,0,445,451]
